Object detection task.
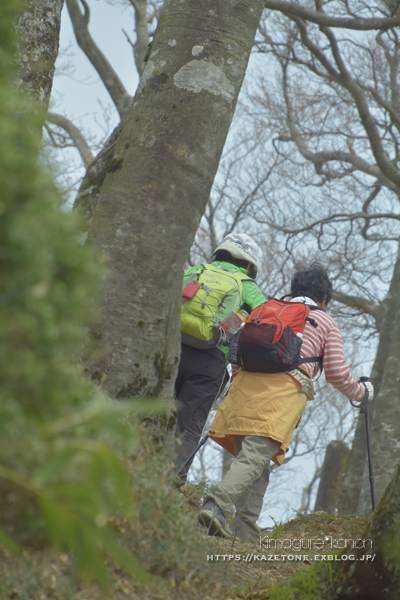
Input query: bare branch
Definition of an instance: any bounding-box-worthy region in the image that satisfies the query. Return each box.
[65,0,132,119]
[47,112,94,167]
[358,80,400,133]
[333,291,380,318]
[286,17,400,188]
[320,25,400,187]
[132,0,149,77]
[124,0,158,75]
[264,0,400,31]
[277,59,400,191]
[222,159,278,238]
[259,210,400,235]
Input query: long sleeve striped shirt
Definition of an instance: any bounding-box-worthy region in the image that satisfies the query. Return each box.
[300,305,365,403]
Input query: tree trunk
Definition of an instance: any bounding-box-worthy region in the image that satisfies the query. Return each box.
[314,441,350,514]
[358,246,400,513]
[339,243,400,514]
[79,0,266,399]
[16,0,64,108]
[324,464,400,600]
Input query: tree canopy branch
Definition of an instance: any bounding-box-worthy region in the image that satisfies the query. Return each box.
[47,112,94,167]
[319,24,400,187]
[132,0,149,77]
[285,17,400,189]
[264,0,400,31]
[333,290,380,318]
[65,0,132,119]
[258,210,400,236]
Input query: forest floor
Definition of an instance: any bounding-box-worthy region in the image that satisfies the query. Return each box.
[0,484,370,600]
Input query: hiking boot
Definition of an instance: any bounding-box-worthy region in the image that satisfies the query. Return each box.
[198,499,232,537]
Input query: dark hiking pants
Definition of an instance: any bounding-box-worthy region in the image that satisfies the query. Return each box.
[174,343,228,483]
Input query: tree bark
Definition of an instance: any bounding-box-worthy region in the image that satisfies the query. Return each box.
[16,0,64,109]
[314,441,350,514]
[357,245,400,513]
[324,464,400,600]
[79,0,266,399]
[131,0,149,77]
[339,243,400,514]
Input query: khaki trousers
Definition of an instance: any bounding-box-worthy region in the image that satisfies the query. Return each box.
[210,435,279,542]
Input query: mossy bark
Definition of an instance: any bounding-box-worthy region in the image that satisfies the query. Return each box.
[16,0,64,108]
[323,464,400,600]
[339,244,400,514]
[314,441,350,513]
[77,0,266,399]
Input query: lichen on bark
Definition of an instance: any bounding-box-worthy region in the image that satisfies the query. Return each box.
[16,0,64,108]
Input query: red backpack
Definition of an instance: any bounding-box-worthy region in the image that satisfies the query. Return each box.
[234,298,322,374]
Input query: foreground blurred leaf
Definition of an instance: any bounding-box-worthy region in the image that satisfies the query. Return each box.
[0,525,22,555]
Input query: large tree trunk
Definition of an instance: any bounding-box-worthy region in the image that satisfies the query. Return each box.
[324,464,400,600]
[16,0,64,108]
[79,0,266,399]
[339,243,400,514]
[357,246,400,513]
[314,441,350,513]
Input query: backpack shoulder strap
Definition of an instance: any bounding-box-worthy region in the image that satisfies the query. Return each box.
[299,305,324,374]
[191,264,206,279]
[230,269,252,283]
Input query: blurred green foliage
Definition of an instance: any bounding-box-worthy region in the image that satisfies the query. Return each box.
[0,3,231,597]
[0,0,149,588]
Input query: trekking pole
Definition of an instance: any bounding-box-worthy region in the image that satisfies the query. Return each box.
[176,434,209,478]
[354,376,375,512]
[360,377,375,512]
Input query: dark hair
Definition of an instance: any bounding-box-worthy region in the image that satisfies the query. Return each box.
[213,250,257,279]
[290,262,333,305]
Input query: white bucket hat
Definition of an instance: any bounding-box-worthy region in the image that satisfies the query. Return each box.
[212,233,259,269]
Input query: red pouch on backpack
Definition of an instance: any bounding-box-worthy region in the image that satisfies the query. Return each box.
[182,282,200,299]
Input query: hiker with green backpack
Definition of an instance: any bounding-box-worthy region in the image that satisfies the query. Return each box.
[198,263,374,541]
[174,234,267,485]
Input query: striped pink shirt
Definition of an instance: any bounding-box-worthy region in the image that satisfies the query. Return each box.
[300,307,365,403]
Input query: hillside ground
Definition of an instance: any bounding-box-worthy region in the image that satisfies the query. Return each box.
[0,485,369,600]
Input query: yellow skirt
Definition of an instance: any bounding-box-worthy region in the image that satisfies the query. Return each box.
[208,371,307,466]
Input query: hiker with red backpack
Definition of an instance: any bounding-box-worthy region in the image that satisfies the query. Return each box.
[174,234,266,485]
[198,263,374,541]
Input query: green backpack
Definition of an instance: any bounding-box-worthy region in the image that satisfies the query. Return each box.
[180,263,250,349]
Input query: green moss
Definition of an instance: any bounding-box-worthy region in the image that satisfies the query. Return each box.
[107,156,123,172]
[267,561,336,600]
[153,352,174,396]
